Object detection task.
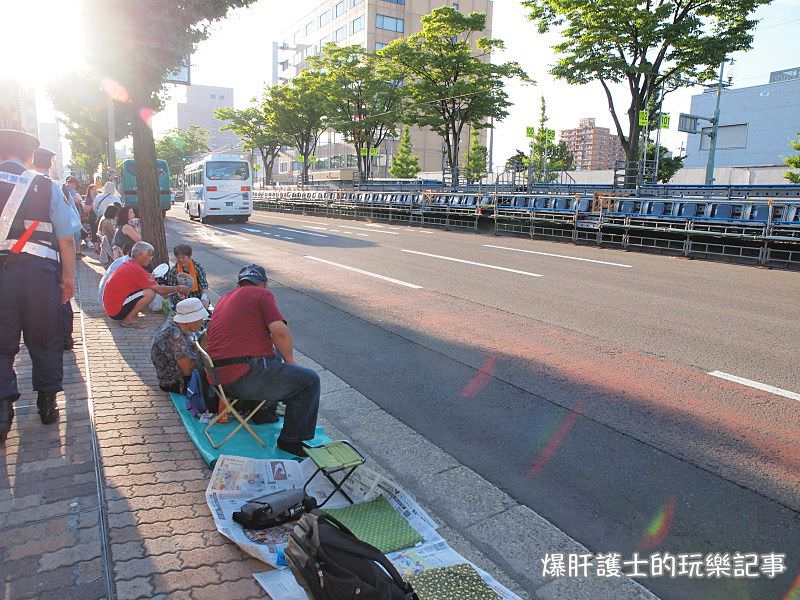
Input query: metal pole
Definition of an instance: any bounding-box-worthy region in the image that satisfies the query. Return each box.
[488,117,494,174]
[705,59,726,185]
[653,83,666,183]
[106,96,116,180]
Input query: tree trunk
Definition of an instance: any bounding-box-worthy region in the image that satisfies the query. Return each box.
[130,95,168,264]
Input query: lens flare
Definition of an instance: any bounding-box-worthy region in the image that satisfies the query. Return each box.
[638,497,676,551]
[785,571,800,600]
[460,355,496,397]
[100,78,130,103]
[527,405,582,478]
[139,108,156,129]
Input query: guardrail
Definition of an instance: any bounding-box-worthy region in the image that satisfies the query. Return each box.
[251,189,800,269]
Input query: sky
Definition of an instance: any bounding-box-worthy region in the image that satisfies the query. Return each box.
[19,0,800,167]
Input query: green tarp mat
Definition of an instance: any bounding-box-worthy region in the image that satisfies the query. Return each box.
[322,495,424,553]
[169,392,330,467]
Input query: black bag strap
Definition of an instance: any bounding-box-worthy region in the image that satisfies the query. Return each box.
[319,513,417,597]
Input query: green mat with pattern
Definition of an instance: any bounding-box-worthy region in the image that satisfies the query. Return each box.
[322,495,423,553]
[408,563,500,600]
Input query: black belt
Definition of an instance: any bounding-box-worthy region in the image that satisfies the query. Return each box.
[213,356,261,367]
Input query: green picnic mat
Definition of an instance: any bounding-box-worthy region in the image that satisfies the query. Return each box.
[408,563,500,600]
[169,392,330,467]
[322,495,423,553]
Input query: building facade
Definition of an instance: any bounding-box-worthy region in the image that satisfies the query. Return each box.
[176,85,241,153]
[684,69,800,169]
[272,0,492,181]
[0,77,37,135]
[559,118,626,171]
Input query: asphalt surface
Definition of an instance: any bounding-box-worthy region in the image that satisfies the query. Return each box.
[166,206,799,600]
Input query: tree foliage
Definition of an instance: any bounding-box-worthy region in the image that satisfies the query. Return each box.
[523,0,770,168]
[506,150,529,173]
[389,125,421,179]
[81,0,256,262]
[380,7,528,183]
[646,142,685,183]
[464,130,488,184]
[270,72,330,184]
[215,99,287,184]
[155,126,210,184]
[308,44,404,180]
[529,98,574,182]
[786,133,800,184]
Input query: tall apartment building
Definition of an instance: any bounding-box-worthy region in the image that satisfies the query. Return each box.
[272,0,492,181]
[560,118,626,171]
[176,85,241,153]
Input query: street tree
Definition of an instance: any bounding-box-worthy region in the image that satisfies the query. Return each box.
[380,7,528,184]
[464,130,488,184]
[529,98,574,182]
[646,143,685,183]
[309,44,404,181]
[82,0,257,262]
[215,96,288,184]
[271,72,329,184]
[786,133,800,184]
[523,0,770,181]
[155,126,210,185]
[389,125,421,179]
[505,150,529,173]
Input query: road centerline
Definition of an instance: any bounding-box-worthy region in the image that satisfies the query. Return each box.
[401,249,544,277]
[305,256,422,289]
[276,226,329,238]
[707,371,800,402]
[483,244,634,268]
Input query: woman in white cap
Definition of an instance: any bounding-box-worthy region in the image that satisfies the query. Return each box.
[93,181,121,218]
[150,297,208,394]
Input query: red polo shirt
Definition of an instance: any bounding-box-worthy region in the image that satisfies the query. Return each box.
[205,285,285,385]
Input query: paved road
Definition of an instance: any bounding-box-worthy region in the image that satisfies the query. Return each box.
[166,206,800,600]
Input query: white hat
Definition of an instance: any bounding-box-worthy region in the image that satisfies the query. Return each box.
[173,297,209,324]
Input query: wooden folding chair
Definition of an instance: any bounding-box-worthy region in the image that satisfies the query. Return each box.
[194,340,267,449]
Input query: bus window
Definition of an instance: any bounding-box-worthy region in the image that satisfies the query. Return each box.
[206,161,249,181]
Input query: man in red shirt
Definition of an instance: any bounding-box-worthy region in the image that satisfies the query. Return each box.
[205,264,320,457]
[102,241,189,328]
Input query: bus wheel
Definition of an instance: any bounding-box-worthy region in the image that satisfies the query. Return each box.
[238,216,249,223]
[201,215,210,224]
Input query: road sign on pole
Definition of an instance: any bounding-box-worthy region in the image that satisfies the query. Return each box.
[661,114,670,129]
[370,148,379,157]
[678,114,700,134]
[297,155,305,163]
[638,110,649,127]
[526,126,536,138]
[546,129,556,141]
[359,148,368,157]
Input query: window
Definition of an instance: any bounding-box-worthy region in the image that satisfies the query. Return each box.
[375,41,388,50]
[279,162,288,173]
[351,0,363,5]
[383,0,405,4]
[376,14,404,32]
[334,1,346,18]
[699,124,748,150]
[205,161,250,181]
[319,10,330,26]
[334,25,347,42]
[320,35,329,47]
[305,21,315,35]
[351,15,364,34]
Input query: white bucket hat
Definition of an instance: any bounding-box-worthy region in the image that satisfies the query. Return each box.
[173,297,209,324]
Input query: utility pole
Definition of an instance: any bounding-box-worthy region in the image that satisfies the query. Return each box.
[705,59,728,185]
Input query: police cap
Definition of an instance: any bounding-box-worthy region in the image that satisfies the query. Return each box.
[0,129,40,159]
[32,147,56,169]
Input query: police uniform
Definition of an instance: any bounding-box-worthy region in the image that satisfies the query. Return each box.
[0,130,82,445]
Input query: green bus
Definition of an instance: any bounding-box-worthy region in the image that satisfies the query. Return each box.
[118,159,172,214]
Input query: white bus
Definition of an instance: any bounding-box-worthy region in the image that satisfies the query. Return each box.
[184,154,253,223]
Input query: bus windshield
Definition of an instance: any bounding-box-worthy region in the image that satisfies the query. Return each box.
[206,161,249,181]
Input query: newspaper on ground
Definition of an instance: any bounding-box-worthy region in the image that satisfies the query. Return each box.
[206,455,441,567]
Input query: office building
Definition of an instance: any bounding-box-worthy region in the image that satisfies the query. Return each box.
[0,77,38,135]
[176,85,241,153]
[272,0,492,181]
[560,118,626,171]
[684,68,800,169]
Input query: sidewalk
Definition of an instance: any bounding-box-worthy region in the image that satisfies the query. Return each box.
[1,253,653,600]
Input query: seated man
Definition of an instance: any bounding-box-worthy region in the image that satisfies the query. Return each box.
[151,297,208,393]
[205,264,320,457]
[163,244,210,308]
[102,241,189,328]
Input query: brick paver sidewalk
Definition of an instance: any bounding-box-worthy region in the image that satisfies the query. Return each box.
[1,259,267,600]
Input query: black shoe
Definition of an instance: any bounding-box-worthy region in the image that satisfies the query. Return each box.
[37,391,59,425]
[249,406,280,425]
[277,438,307,457]
[63,340,74,351]
[0,398,14,445]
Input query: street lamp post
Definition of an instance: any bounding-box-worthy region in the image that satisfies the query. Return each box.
[705,59,729,185]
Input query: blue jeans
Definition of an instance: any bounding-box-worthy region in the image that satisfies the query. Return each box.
[223,357,320,443]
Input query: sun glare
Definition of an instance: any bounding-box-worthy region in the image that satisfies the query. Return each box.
[1,0,86,86]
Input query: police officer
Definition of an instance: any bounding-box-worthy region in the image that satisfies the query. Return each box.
[0,130,82,445]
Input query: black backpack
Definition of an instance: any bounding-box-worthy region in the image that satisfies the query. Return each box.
[286,512,418,600]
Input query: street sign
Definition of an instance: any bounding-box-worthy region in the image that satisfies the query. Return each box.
[370,148,379,157]
[359,148,368,157]
[309,156,317,163]
[526,126,535,138]
[638,110,649,127]
[166,55,191,86]
[661,114,671,129]
[678,113,700,134]
[297,155,305,163]
[546,129,556,141]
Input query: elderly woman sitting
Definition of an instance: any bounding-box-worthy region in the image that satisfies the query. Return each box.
[163,244,210,308]
[150,297,209,393]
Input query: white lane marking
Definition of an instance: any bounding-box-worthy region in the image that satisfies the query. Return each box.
[243,228,263,233]
[483,244,633,268]
[282,236,294,240]
[365,224,385,228]
[328,230,342,233]
[401,249,543,277]
[303,225,330,231]
[263,215,334,226]
[305,256,422,289]
[276,227,329,238]
[339,225,399,235]
[356,233,370,237]
[708,371,800,402]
